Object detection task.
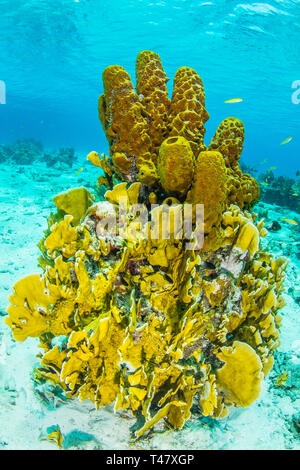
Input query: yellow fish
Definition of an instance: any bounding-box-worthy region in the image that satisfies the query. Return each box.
[75,167,83,176]
[224,98,243,103]
[292,193,299,196]
[282,218,298,225]
[261,182,268,185]
[268,166,276,171]
[275,371,288,387]
[280,137,292,145]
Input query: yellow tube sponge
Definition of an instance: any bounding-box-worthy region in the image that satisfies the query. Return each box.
[168,67,209,155]
[208,117,245,166]
[187,150,228,234]
[157,136,195,195]
[216,341,264,407]
[208,118,260,210]
[99,65,153,180]
[136,50,171,159]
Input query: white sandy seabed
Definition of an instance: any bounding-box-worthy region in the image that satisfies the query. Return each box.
[0,157,299,451]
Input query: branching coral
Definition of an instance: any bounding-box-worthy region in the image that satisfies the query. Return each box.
[6,51,288,439]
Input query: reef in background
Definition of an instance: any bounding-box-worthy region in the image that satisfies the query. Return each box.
[240,163,300,214]
[5,51,288,440]
[0,139,75,168]
[259,171,300,214]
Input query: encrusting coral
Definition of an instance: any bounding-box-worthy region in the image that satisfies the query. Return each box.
[5,51,288,439]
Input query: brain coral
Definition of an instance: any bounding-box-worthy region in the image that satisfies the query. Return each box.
[5,51,288,440]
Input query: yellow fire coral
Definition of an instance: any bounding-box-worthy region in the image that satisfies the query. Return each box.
[53,187,94,226]
[5,51,288,440]
[216,341,263,407]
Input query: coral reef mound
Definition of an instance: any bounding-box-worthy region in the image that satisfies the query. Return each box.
[5,51,288,439]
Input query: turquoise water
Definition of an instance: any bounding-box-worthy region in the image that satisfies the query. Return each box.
[0,0,299,175]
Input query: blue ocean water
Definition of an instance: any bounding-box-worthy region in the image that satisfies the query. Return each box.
[0,0,299,175]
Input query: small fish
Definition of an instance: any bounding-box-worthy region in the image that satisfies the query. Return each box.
[75,167,83,176]
[260,158,268,165]
[280,137,292,145]
[292,193,299,196]
[267,166,276,171]
[261,182,268,185]
[282,218,298,225]
[224,98,243,103]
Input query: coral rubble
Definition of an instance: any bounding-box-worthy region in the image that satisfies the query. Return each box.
[5,51,288,439]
